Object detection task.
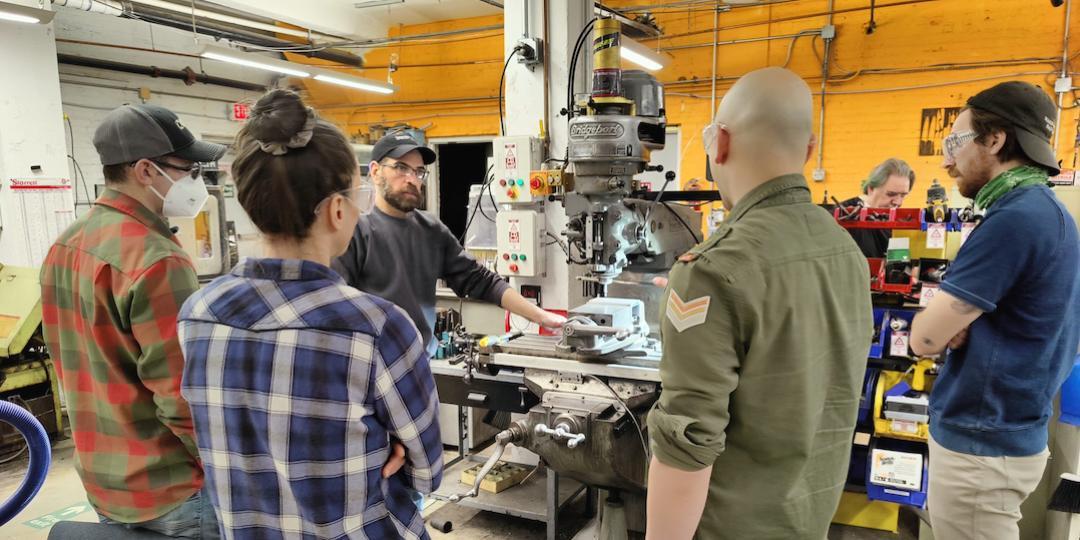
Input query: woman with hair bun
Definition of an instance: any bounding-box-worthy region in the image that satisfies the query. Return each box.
[177,89,443,539]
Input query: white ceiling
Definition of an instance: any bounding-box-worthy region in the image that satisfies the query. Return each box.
[206,0,503,40]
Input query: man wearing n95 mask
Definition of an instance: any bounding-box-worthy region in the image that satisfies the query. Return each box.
[39,104,225,538]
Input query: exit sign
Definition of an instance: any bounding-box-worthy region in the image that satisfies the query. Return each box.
[229,102,251,121]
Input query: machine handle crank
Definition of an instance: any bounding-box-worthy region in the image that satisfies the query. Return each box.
[447,423,526,502]
[562,322,631,340]
[534,423,587,449]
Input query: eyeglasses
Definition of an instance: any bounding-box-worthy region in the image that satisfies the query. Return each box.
[314,184,375,215]
[384,160,429,182]
[942,130,977,162]
[149,160,202,180]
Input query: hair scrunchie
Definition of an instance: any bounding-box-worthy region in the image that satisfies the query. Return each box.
[256,107,316,155]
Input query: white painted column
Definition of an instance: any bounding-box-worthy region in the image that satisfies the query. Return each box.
[502,0,590,313]
[0,2,72,268]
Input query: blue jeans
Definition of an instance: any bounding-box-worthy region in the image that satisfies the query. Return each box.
[98,489,221,539]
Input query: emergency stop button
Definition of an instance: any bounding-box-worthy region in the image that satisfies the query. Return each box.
[509,263,520,273]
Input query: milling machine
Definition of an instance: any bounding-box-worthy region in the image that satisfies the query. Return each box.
[432,18,719,539]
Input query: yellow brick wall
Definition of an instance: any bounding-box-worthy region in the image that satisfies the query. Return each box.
[297,0,1078,207]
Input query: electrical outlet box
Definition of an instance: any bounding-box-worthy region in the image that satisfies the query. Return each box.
[821,24,836,39]
[516,37,543,69]
[493,136,544,204]
[812,168,827,182]
[1056,76,1074,93]
[496,210,544,277]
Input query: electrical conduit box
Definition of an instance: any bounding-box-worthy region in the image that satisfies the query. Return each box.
[493,136,543,204]
[496,210,544,277]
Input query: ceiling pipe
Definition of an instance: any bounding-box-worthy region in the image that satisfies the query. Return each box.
[52,0,123,16]
[51,0,365,68]
[128,8,365,67]
[57,53,267,91]
[1054,0,1072,154]
[126,0,342,41]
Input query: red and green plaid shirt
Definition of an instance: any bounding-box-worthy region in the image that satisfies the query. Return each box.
[40,188,203,523]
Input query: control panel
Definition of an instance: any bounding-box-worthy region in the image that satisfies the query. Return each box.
[496,210,544,277]
[492,136,543,204]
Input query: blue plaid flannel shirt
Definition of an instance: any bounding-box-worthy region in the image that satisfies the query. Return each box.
[178,258,443,540]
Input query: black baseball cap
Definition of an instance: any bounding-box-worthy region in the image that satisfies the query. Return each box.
[93,104,227,166]
[371,132,436,165]
[967,81,1060,175]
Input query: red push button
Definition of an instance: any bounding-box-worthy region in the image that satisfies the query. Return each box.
[507,189,517,199]
[502,253,510,260]
[509,263,519,273]
[499,179,507,187]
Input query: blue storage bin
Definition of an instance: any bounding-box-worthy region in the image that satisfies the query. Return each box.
[865,438,928,509]
[1059,354,1080,426]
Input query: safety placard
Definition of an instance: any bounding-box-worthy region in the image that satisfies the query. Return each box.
[4,177,76,267]
[508,220,521,248]
[925,223,946,249]
[890,331,910,357]
[919,284,939,307]
[504,143,517,170]
[870,449,923,491]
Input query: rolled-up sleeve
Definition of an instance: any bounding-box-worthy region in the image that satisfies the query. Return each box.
[648,258,747,471]
[940,208,1037,314]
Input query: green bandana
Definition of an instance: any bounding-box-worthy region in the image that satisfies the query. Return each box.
[974,165,1049,210]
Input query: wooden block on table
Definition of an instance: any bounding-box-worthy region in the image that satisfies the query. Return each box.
[460,461,531,494]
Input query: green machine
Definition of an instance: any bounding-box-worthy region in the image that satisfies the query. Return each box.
[0,264,62,452]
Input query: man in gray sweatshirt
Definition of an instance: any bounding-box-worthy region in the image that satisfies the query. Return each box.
[334,133,565,353]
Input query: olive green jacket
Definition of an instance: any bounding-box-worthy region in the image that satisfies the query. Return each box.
[648,174,873,540]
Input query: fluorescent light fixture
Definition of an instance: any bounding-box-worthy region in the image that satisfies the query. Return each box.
[314,73,395,94]
[621,37,668,72]
[0,10,37,23]
[353,0,404,7]
[201,46,311,78]
[0,1,55,24]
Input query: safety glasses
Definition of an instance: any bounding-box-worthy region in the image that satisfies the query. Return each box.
[314,184,375,216]
[942,130,976,163]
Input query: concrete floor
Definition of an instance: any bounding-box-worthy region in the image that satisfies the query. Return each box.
[0,437,918,539]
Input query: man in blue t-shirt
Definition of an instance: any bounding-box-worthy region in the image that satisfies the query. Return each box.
[911,81,1080,539]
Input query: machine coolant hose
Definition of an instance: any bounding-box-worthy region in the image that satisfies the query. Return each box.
[0,400,51,526]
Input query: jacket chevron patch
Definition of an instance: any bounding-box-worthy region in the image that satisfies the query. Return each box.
[666,290,711,332]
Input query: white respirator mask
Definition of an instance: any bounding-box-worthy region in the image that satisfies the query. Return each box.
[148,161,209,219]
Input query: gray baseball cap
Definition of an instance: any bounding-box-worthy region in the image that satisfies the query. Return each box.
[93,104,227,166]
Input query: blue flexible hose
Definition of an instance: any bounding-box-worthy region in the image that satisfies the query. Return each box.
[0,400,51,526]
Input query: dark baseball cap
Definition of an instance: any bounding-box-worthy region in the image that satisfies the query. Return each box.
[93,104,227,166]
[967,81,1060,175]
[371,132,436,165]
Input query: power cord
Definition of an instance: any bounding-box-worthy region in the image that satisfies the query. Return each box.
[583,374,651,470]
[498,46,524,136]
[566,19,599,122]
[65,115,94,211]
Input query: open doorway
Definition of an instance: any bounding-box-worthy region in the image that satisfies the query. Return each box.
[434,141,493,240]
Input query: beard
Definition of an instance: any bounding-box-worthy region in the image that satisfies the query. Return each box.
[374,169,423,213]
[950,160,993,199]
[383,184,423,213]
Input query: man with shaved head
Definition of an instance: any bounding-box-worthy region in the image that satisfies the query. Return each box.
[645,67,873,539]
